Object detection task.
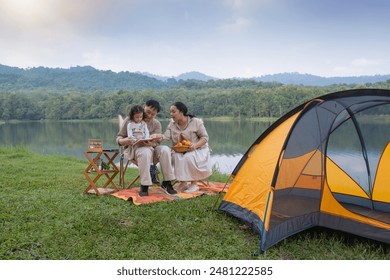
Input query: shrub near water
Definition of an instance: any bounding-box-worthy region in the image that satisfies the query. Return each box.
[0,147,388,260]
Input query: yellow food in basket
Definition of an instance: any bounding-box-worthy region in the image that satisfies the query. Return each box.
[174,141,191,147]
[181,140,192,146]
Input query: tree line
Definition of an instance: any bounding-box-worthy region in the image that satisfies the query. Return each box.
[1,81,390,121]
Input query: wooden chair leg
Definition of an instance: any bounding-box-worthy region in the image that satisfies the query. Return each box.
[126,175,140,189]
[119,156,124,188]
[119,157,130,188]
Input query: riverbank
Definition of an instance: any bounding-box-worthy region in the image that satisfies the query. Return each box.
[4,113,390,124]
[1,147,388,260]
[0,116,278,123]
[201,116,277,122]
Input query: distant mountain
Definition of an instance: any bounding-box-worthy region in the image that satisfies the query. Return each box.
[253,72,390,86]
[137,71,170,81]
[1,64,390,93]
[141,70,390,85]
[139,71,217,82]
[175,71,217,81]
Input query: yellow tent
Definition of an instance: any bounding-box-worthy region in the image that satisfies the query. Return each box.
[219,89,390,252]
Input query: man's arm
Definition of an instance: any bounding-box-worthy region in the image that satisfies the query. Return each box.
[147,119,163,145]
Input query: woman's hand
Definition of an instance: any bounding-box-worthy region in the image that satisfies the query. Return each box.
[150,134,163,141]
[189,143,197,152]
[188,138,206,151]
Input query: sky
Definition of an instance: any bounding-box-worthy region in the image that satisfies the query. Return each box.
[1,0,390,79]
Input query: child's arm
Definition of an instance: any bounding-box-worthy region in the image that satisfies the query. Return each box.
[127,123,135,139]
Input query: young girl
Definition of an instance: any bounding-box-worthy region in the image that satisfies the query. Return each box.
[127,105,150,142]
[126,105,153,196]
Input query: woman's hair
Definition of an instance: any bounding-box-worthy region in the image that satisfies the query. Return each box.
[172,101,195,118]
[129,105,144,121]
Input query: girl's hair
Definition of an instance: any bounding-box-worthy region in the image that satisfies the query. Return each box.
[129,105,144,121]
[172,101,195,118]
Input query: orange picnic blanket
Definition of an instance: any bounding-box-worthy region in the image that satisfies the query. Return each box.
[111,181,228,205]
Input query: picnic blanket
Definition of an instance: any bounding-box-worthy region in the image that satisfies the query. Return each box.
[111,181,229,205]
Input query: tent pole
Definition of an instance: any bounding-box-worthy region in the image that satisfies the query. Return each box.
[211,173,233,210]
[259,190,272,254]
[347,108,374,209]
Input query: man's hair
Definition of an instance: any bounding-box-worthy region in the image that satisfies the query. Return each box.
[145,100,161,113]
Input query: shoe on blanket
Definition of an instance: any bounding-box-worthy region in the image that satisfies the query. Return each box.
[184,184,199,193]
[139,185,149,196]
[161,181,177,195]
[150,172,160,185]
[175,182,188,192]
[150,164,160,174]
[150,165,160,184]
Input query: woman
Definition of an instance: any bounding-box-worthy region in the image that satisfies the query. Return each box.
[163,102,212,193]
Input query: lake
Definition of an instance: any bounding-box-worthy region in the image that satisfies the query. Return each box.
[0,119,273,174]
[1,118,389,181]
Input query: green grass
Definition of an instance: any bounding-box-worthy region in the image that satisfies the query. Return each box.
[0,147,388,260]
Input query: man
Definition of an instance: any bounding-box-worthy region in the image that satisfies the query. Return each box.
[116,100,176,196]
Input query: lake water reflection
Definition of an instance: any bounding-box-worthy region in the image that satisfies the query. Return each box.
[2,118,388,178]
[0,120,272,174]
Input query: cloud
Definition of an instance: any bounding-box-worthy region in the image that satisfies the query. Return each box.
[82,49,104,67]
[0,0,131,40]
[0,0,57,37]
[332,58,388,76]
[218,17,252,32]
[0,0,135,69]
[223,0,271,13]
[351,58,385,67]
[218,0,271,32]
[1,0,390,77]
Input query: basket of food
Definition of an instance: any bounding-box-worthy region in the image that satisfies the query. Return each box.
[88,139,103,152]
[172,145,190,153]
[172,134,192,153]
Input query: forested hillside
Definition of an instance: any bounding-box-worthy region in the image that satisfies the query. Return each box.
[0,64,166,93]
[1,64,390,121]
[2,81,390,121]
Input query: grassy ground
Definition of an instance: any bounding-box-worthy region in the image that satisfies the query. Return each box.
[0,147,388,260]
